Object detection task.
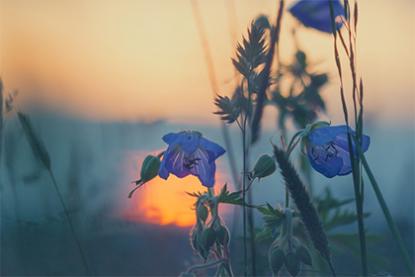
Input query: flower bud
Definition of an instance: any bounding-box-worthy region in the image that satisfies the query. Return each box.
[252,154,276,179]
[190,225,201,252]
[199,227,216,259]
[296,245,312,266]
[285,252,301,277]
[140,155,161,183]
[196,204,208,223]
[269,246,285,276]
[215,225,230,246]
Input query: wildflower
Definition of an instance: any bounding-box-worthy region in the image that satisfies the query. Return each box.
[158,131,225,187]
[289,0,345,33]
[305,125,370,178]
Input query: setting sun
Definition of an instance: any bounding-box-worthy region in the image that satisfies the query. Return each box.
[122,151,229,228]
[133,175,205,227]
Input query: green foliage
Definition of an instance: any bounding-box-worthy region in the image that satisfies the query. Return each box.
[217,184,245,206]
[231,22,267,80]
[271,50,329,129]
[273,146,334,274]
[214,95,241,124]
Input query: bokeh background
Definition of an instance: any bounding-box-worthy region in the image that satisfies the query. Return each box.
[1,0,414,276]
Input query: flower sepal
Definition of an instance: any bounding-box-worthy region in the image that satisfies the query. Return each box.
[252,154,277,180]
[128,154,162,198]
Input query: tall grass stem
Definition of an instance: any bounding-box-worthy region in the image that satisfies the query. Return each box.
[361,155,414,275]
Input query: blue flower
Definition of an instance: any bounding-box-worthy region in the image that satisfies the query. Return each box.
[158,131,225,187]
[305,125,370,178]
[289,0,345,33]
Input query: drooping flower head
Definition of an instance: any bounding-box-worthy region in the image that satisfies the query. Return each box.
[304,125,370,178]
[158,131,225,187]
[289,0,345,33]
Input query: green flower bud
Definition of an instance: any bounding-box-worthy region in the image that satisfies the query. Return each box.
[190,225,201,252]
[285,252,301,277]
[269,247,285,276]
[296,245,312,266]
[140,155,161,183]
[215,225,230,246]
[200,227,216,259]
[196,204,208,223]
[253,154,276,179]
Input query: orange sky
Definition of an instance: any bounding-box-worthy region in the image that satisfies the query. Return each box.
[0,0,414,125]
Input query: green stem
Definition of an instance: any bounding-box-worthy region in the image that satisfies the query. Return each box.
[361,155,414,275]
[241,124,248,277]
[48,170,92,275]
[328,2,368,274]
[350,160,368,276]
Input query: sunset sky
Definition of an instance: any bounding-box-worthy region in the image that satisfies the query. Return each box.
[1,0,414,125]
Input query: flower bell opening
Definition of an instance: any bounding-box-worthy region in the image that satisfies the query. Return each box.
[305,125,370,178]
[158,131,226,187]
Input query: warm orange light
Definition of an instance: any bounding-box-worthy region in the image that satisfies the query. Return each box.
[122,151,229,228]
[137,175,207,227]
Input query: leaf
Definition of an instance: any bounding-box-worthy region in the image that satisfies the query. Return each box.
[18,112,51,170]
[214,95,240,124]
[325,210,370,231]
[217,184,250,207]
[232,22,267,79]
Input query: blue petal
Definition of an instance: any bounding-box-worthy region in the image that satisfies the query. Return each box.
[166,150,190,178]
[159,146,190,179]
[162,132,180,144]
[332,131,370,154]
[190,148,216,187]
[159,148,173,179]
[308,125,350,146]
[199,137,226,162]
[289,0,344,33]
[307,144,343,178]
[174,131,202,154]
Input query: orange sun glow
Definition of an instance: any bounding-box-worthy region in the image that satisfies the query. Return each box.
[122,151,230,228]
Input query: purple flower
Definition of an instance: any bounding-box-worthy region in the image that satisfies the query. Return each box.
[306,125,370,178]
[289,0,345,33]
[158,131,225,187]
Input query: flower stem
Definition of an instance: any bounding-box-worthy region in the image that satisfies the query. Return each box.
[361,155,415,275]
[48,169,92,275]
[241,123,248,277]
[328,2,368,274]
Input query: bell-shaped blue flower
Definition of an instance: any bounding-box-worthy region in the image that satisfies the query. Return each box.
[305,125,370,178]
[289,0,345,33]
[158,131,226,187]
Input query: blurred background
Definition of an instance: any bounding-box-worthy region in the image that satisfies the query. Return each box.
[0,0,414,276]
